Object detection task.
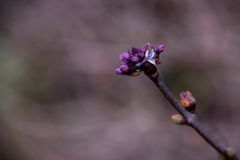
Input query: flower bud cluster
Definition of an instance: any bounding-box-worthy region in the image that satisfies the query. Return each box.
[115,43,165,76]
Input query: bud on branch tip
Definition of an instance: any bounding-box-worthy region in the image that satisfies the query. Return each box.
[115,42,165,76]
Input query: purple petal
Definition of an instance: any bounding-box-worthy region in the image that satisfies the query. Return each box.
[145,42,152,50]
[155,44,165,54]
[115,68,123,75]
[120,52,130,63]
[131,47,142,55]
[130,56,140,63]
[120,64,130,72]
[137,52,145,59]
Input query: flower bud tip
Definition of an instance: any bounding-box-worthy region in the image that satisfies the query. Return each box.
[115,42,165,76]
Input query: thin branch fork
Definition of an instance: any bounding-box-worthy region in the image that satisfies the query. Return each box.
[145,69,239,160]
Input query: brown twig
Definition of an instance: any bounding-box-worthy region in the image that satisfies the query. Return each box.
[144,66,239,160]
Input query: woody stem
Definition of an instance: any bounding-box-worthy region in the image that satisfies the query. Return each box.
[145,70,239,160]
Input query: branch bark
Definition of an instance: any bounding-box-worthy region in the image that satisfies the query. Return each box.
[146,71,239,160]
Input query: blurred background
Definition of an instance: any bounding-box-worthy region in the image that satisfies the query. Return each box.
[0,0,240,159]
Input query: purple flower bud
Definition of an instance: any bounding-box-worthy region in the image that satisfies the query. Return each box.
[145,42,152,50]
[115,42,165,76]
[137,52,145,59]
[115,67,123,75]
[131,47,143,55]
[120,64,130,72]
[130,56,140,63]
[120,52,130,63]
[155,44,165,55]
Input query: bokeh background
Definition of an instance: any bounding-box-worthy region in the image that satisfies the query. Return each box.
[0,0,240,160]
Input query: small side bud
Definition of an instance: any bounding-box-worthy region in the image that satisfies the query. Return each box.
[171,114,185,125]
[179,91,196,113]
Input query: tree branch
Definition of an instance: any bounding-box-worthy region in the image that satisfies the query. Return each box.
[146,71,239,160]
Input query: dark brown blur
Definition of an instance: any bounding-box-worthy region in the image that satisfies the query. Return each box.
[0,0,240,160]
